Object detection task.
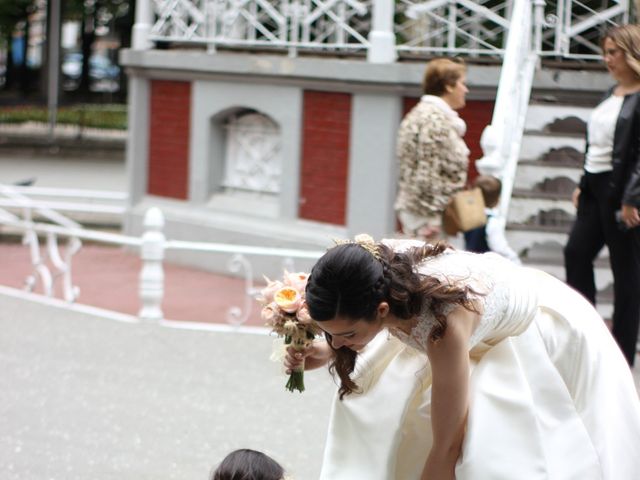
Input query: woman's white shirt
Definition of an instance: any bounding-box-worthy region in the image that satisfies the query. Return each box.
[584,94,624,173]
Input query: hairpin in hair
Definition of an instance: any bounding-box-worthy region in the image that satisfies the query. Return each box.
[332,233,382,261]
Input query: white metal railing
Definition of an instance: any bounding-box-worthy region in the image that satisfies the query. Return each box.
[134,0,630,61]
[475,0,540,222]
[0,185,128,220]
[149,0,372,57]
[395,0,512,57]
[0,184,83,229]
[0,183,130,303]
[0,206,323,325]
[539,0,630,60]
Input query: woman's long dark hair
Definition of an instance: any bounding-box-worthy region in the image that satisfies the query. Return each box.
[305,241,478,399]
[211,449,284,480]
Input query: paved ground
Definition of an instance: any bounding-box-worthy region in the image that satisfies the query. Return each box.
[0,287,335,480]
[1,144,639,480]
[0,148,126,191]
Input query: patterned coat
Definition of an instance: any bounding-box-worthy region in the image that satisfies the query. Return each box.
[394,101,469,227]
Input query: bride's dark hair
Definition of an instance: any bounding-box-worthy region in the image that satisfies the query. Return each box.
[305,241,478,399]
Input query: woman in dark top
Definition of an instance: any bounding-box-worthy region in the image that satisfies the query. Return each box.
[564,24,640,366]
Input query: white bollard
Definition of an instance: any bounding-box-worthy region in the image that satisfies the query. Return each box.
[138,207,165,321]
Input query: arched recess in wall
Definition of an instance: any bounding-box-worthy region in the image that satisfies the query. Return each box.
[208,107,283,218]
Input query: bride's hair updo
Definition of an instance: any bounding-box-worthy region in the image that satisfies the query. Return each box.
[306,240,477,399]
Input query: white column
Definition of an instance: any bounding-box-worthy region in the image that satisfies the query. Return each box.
[346,93,402,237]
[132,0,154,50]
[367,0,397,63]
[139,207,165,321]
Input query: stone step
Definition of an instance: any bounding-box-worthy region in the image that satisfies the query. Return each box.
[524,104,591,133]
[504,231,610,262]
[520,261,613,296]
[510,100,613,321]
[513,164,582,191]
[518,146,584,168]
[516,238,610,266]
[508,196,574,224]
[520,261,613,319]
[523,129,585,139]
[507,223,570,234]
[512,185,575,200]
[520,134,585,162]
[505,229,567,256]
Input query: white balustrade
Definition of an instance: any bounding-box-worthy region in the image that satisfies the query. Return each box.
[475,0,539,234]
[0,189,323,326]
[139,0,629,60]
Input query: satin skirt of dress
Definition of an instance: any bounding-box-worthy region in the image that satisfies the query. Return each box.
[319,272,640,480]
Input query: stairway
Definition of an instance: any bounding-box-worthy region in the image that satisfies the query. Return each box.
[505,101,614,320]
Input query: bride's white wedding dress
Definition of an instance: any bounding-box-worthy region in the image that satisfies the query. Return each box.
[319,244,640,480]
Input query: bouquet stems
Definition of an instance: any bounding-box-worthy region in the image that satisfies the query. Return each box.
[285,335,306,393]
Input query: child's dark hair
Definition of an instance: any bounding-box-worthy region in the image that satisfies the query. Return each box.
[473,175,502,208]
[211,449,285,480]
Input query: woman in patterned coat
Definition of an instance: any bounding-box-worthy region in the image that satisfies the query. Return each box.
[395,58,470,240]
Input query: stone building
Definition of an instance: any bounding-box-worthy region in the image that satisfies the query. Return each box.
[120,0,628,299]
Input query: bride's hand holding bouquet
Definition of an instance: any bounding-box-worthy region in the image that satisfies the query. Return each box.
[283,340,332,375]
[259,271,329,393]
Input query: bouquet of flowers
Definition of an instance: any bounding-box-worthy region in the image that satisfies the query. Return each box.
[258,271,321,393]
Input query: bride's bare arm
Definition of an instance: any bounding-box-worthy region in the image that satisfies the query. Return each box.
[421,305,479,480]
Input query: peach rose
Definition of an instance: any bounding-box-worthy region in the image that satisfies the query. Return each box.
[261,304,279,324]
[274,286,303,313]
[260,279,284,304]
[283,271,309,292]
[296,305,313,324]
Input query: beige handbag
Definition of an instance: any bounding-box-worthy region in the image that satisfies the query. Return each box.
[442,188,487,236]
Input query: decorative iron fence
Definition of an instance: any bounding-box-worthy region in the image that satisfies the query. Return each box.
[538,0,630,59]
[150,0,373,57]
[140,0,631,60]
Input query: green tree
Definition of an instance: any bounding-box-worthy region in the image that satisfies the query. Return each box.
[0,0,37,92]
[63,0,133,100]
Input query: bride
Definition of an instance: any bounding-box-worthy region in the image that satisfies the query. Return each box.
[285,237,640,479]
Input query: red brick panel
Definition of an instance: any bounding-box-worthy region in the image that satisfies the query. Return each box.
[148,80,191,199]
[402,97,495,183]
[300,91,352,225]
[403,96,419,116]
[459,100,494,182]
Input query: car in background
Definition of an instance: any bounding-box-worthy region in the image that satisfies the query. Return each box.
[62,52,120,92]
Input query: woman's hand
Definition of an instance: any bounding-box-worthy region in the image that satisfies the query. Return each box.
[284,340,332,373]
[620,204,640,229]
[571,187,581,209]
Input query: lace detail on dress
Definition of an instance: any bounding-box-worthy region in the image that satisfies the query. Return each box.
[388,300,439,353]
[388,250,516,353]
